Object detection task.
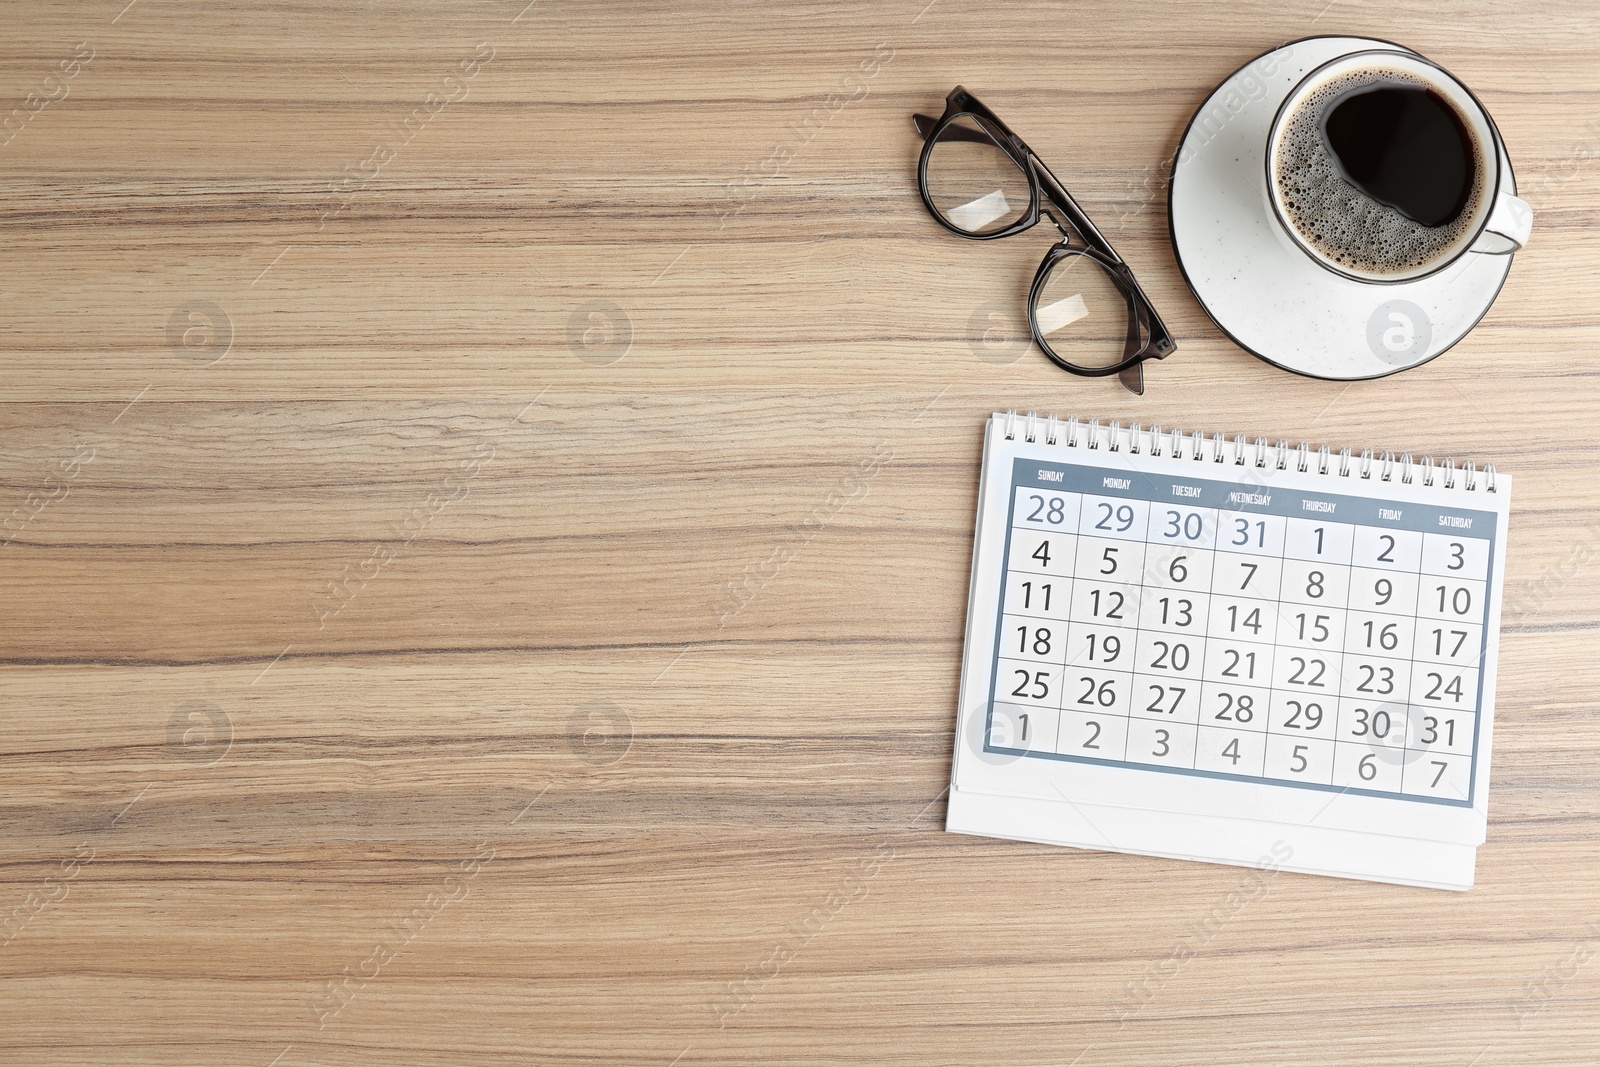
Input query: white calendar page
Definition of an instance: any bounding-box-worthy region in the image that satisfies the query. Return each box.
[948,414,1512,890]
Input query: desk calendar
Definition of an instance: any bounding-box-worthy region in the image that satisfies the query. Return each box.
[947,412,1512,890]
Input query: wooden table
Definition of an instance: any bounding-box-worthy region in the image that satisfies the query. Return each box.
[2,2,1597,1063]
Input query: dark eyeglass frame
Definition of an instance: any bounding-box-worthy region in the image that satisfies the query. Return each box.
[915,86,1176,394]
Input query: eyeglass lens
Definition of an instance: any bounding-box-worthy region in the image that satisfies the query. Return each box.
[1033,254,1141,371]
[923,115,1030,235]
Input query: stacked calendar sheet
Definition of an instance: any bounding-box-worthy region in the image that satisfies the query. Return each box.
[947,412,1511,890]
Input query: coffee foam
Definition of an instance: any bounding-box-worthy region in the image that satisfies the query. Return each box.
[1273,67,1488,277]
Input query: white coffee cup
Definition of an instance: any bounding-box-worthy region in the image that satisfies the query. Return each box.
[1265,48,1531,284]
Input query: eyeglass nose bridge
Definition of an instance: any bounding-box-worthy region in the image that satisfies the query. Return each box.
[1038,205,1079,245]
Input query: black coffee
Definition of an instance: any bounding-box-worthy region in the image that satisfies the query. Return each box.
[1273,67,1490,278]
[1321,84,1474,228]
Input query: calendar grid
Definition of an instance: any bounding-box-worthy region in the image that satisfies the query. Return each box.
[1261,504,1296,782]
[983,456,1497,808]
[1129,509,1206,776]
[1234,506,1296,783]
[1392,529,1430,796]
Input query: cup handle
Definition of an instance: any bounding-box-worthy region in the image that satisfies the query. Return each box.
[1471,191,1532,255]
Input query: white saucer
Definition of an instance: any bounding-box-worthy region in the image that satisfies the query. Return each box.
[1168,35,1518,380]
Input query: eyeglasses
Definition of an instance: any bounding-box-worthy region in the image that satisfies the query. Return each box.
[915,86,1176,395]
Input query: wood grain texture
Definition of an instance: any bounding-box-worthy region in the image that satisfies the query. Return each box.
[1,1,1598,1063]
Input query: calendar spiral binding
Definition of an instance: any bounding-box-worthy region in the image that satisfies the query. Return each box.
[999,410,1496,494]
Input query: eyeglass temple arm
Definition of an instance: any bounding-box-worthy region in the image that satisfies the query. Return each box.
[1114,292,1169,396]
